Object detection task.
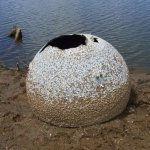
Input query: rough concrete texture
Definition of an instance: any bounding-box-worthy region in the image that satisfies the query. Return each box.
[26,34,130,127]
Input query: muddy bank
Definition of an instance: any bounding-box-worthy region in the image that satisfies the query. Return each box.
[0,67,150,150]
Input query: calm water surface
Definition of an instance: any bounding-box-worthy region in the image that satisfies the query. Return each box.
[0,0,150,72]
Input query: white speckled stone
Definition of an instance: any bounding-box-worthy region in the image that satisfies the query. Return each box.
[26,34,130,127]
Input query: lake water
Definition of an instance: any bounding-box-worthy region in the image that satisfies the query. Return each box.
[0,0,150,72]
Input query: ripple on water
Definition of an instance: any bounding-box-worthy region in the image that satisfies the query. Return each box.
[0,0,150,72]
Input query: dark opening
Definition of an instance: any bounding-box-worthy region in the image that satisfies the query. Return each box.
[93,38,98,43]
[40,34,86,52]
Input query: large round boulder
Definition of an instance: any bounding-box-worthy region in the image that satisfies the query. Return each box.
[26,34,130,127]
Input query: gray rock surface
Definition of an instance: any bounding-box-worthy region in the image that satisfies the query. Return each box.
[26,34,130,127]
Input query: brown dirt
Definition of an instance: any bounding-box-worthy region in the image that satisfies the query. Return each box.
[0,67,150,150]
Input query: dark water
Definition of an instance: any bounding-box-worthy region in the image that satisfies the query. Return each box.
[0,0,150,72]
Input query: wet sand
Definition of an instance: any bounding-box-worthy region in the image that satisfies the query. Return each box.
[0,66,150,150]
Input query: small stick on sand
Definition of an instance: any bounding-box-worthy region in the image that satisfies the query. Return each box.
[16,62,20,71]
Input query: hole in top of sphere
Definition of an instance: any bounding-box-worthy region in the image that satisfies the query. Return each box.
[40,34,87,52]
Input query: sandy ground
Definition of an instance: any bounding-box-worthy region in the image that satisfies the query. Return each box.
[0,66,150,150]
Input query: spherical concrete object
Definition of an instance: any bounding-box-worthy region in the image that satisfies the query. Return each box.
[26,34,130,127]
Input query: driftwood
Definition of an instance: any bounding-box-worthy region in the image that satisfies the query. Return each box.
[16,62,20,71]
[9,25,22,42]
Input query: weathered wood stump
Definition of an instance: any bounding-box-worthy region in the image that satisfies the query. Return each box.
[9,25,22,42]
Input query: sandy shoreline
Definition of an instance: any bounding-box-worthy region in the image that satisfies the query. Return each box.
[0,66,150,150]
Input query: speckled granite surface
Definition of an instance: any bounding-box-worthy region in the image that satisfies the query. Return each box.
[26,34,130,127]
